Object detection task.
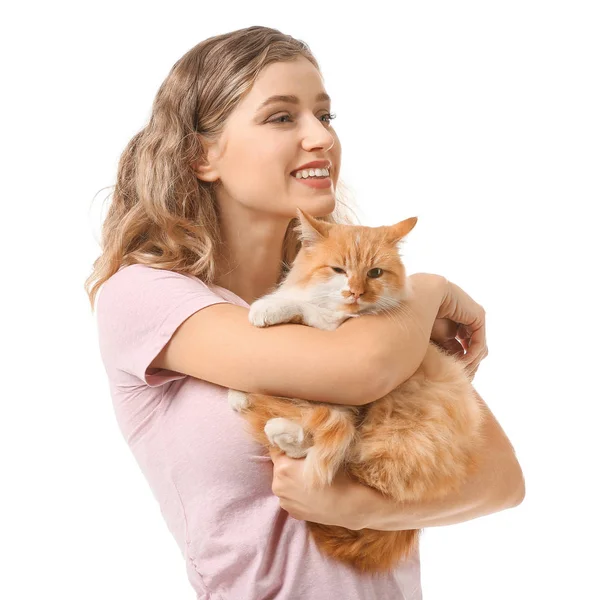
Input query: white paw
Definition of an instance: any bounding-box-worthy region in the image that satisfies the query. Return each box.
[228,389,250,412]
[249,299,282,327]
[264,418,309,458]
[248,298,300,328]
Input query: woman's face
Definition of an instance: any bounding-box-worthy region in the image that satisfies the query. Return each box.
[199,56,341,220]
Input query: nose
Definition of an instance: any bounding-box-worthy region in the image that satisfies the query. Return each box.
[300,114,336,152]
[344,287,365,301]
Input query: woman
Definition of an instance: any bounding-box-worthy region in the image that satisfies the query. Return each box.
[86,26,524,600]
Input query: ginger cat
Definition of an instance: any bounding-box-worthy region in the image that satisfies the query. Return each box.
[227,208,484,573]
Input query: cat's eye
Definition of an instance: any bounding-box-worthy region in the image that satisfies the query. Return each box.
[331,267,346,274]
[367,268,383,278]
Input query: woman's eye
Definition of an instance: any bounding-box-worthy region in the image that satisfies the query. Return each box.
[268,112,337,125]
[269,114,292,124]
[331,267,346,274]
[367,268,383,278]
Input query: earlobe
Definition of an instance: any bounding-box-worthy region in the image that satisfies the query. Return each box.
[192,162,220,183]
[191,134,221,182]
[191,155,220,183]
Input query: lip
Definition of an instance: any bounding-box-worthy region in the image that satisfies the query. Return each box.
[290,160,332,175]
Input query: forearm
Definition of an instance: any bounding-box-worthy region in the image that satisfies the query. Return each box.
[334,273,447,400]
[352,391,525,531]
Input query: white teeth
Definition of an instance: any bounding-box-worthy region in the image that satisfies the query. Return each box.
[294,167,330,179]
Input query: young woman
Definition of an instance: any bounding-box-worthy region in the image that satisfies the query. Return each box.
[86,25,524,600]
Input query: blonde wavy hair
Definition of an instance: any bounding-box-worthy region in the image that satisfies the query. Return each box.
[85,26,358,311]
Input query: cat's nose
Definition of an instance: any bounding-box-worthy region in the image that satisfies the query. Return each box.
[342,289,364,301]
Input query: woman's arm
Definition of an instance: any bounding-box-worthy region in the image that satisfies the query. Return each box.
[152,273,447,406]
[350,390,525,531]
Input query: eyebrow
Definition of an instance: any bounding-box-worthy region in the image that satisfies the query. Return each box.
[255,92,331,113]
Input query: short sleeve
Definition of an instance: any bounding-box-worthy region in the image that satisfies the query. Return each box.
[96,264,230,387]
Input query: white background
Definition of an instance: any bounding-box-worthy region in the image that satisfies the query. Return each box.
[2,1,598,599]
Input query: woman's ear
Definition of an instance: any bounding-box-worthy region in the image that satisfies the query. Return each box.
[191,134,221,183]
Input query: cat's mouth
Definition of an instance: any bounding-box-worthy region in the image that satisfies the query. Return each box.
[341,299,366,313]
[344,298,362,305]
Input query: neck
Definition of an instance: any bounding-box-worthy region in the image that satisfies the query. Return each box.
[214,199,292,305]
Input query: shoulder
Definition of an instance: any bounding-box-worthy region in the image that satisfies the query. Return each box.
[97,264,222,312]
[95,263,233,346]
[99,263,206,296]
[95,264,234,386]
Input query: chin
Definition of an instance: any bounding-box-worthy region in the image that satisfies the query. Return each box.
[295,194,337,219]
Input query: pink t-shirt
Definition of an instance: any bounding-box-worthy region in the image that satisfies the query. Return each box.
[95,263,422,599]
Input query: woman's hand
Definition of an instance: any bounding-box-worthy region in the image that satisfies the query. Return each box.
[431,317,484,380]
[430,318,465,357]
[269,448,367,530]
[433,279,488,379]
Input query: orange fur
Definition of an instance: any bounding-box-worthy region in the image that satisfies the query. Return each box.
[231,209,484,573]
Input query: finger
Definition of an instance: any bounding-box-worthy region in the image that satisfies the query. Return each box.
[457,323,473,339]
[456,324,472,351]
[440,338,464,357]
[464,345,488,377]
[270,447,304,462]
[463,325,485,365]
[269,446,285,462]
[431,318,458,343]
[457,337,470,353]
[269,449,305,480]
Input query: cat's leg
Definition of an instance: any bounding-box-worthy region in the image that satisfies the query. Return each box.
[229,389,357,480]
[233,393,314,456]
[248,296,304,327]
[249,294,348,331]
[229,391,310,458]
[301,405,358,488]
[227,388,250,412]
[264,417,310,458]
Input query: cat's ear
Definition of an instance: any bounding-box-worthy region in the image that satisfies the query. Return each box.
[386,216,418,243]
[294,208,332,247]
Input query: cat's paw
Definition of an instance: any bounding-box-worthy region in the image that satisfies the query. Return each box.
[228,388,250,412]
[264,418,309,458]
[249,299,298,327]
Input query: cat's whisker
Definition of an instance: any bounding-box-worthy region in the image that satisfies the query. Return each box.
[379,305,410,331]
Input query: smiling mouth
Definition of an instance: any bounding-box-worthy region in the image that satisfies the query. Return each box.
[290,165,332,178]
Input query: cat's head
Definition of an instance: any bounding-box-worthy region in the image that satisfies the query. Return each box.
[286,208,417,316]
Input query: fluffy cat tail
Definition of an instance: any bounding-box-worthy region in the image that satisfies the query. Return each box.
[301,406,356,488]
[307,522,420,573]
